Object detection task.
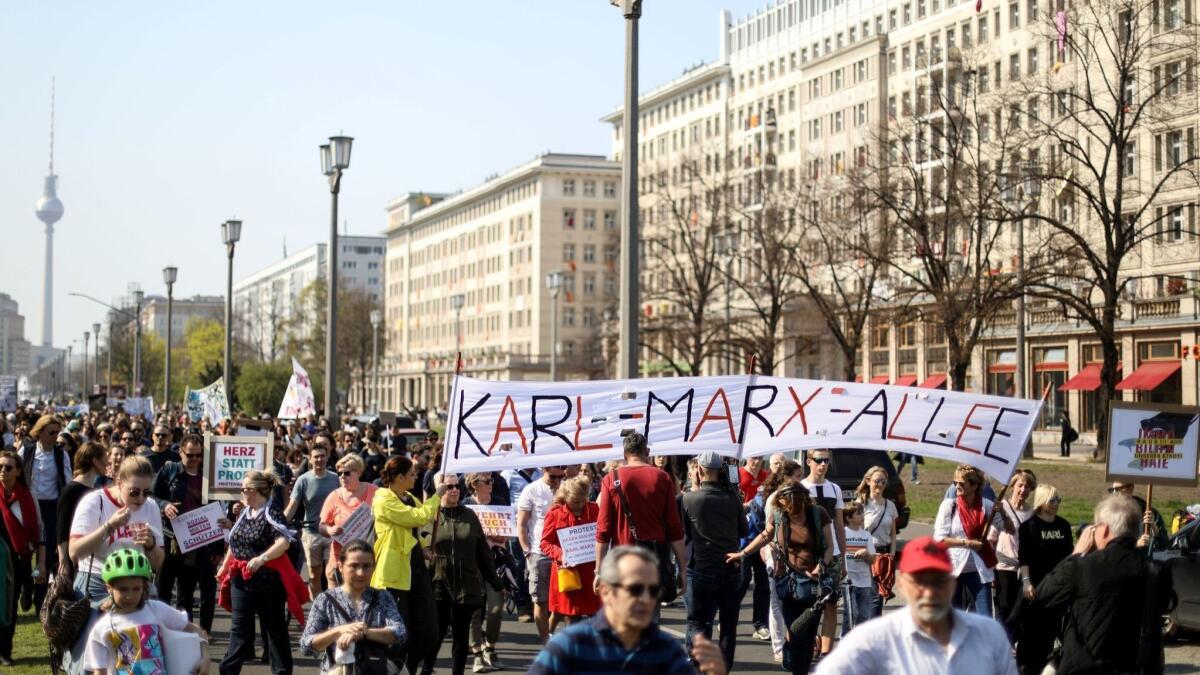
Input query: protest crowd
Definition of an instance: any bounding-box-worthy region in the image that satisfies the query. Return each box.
[0,396,1184,675]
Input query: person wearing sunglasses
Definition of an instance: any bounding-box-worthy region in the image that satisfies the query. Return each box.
[518,465,570,644]
[933,464,1004,617]
[0,450,45,666]
[463,472,509,672]
[531,545,727,675]
[1107,481,1168,551]
[1015,484,1073,673]
[139,424,180,475]
[800,449,845,658]
[151,434,219,633]
[18,414,72,612]
[424,472,501,675]
[319,454,378,586]
[62,455,164,672]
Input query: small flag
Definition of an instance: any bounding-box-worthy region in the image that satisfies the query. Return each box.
[976,0,983,11]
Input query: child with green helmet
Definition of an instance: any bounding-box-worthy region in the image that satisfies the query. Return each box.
[82,548,210,674]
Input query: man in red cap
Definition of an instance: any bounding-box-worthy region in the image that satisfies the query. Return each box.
[816,536,1017,674]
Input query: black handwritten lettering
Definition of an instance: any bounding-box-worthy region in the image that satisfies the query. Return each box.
[842,390,889,439]
[455,392,491,458]
[531,396,574,454]
[983,407,1029,463]
[738,385,779,443]
[644,389,696,441]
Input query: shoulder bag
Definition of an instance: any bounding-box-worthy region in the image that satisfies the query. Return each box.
[611,467,678,603]
[41,510,98,649]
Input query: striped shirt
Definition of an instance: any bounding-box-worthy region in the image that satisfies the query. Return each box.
[529,612,696,675]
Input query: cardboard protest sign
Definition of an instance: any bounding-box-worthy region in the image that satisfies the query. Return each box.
[465,505,517,538]
[278,358,316,420]
[559,523,597,567]
[443,375,1042,481]
[1107,401,1200,487]
[203,433,272,501]
[170,502,227,553]
[0,376,16,412]
[332,502,375,545]
[188,378,230,424]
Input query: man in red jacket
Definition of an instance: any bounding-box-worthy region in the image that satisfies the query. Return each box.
[593,432,687,601]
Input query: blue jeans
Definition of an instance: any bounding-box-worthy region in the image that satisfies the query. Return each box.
[685,567,742,672]
[841,584,878,636]
[954,571,993,617]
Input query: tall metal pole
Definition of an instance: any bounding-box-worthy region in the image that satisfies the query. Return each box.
[225,246,234,403]
[133,291,143,397]
[93,322,100,395]
[164,269,176,408]
[371,319,380,414]
[83,332,90,397]
[325,180,341,421]
[550,289,559,381]
[616,0,642,381]
[106,318,113,399]
[67,345,73,398]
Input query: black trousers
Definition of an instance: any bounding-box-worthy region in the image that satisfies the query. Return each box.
[0,553,31,658]
[433,598,481,675]
[36,499,58,611]
[993,569,1020,641]
[175,549,219,633]
[156,543,183,605]
[388,548,438,675]
[219,573,292,675]
[738,551,770,629]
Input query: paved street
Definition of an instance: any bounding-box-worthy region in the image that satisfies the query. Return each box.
[203,521,1200,673]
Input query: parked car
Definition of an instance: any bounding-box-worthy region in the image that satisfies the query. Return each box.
[799,448,911,530]
[1159,518,1200,638]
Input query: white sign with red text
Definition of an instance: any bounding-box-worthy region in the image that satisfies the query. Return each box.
[203,433,272,501]
[171,502,227,553]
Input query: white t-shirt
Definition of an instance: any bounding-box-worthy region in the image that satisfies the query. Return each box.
[801,479,844,516]
[84,599,190,674]
[516,479,556,550]
[70,487,165,576]
[843,526,877,588]
[862,498,899,549]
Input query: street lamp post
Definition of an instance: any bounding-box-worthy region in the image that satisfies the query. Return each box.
[66,345,73,398]
[612,0,642,380]
[370,309,381,414]
[83,331,90,397]
[222,220,242,405]
[132,290,143,397]
[546,271,564,380]
[106,318,113,399]
[92,322,100,395]
[1016,162,1041,458]
[163,266,178,409]
[320,135,354,420]
[719,232,737,375]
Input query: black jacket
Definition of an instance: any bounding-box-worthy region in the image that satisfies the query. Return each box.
[1034,537,1173,675]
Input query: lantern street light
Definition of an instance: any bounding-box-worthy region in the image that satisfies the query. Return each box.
[222,220,242,404]
[92,322,101,396]
[546,271,564,381]
[320,134,354,420]
[163,265,178,408]
[370,309,382,414]
[82,331,90,397]
[450,294,466,358]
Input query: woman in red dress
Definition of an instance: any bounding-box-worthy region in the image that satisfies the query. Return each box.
[539,475,601,632]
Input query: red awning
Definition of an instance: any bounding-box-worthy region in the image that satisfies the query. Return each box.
[854,374,863,383]
[919,374,948,389]
[894,375,919,386]
[1059,364,1101,392]
[1115,361,1182,391]
[870,375,890,384]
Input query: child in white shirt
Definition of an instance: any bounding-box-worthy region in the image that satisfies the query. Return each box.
[841,502,878,636]
[84,548,209,675]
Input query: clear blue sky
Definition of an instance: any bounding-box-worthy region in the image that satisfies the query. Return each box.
[2,0,769,355]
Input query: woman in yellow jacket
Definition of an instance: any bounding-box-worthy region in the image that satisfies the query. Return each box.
[373,455,446,675]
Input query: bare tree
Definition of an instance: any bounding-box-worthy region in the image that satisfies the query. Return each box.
[1012,0,1200,454]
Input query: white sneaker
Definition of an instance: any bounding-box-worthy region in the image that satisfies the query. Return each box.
[472,655,487,674]
[752,627,771,641]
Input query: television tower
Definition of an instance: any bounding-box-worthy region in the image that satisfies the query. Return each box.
[34,79,63,347]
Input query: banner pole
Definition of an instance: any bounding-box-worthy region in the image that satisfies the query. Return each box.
[1144,484,1155,539]
[428,352,464,563]
[735,354,759,465]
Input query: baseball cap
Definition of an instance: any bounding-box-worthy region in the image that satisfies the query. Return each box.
[898,536,952,575]
[696,451,725,470]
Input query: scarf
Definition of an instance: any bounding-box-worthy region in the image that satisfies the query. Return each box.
[218,556,310,627]
[226,496,293,545]
[0,482,39,556]
[956,494,998,568]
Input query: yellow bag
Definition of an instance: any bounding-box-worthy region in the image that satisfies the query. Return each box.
[557,566,582,593]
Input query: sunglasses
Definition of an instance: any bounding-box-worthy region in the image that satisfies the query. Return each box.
[953,480,977,487]
[1108,486,1131,494]
[183,453,203,459]
[1048,497,1063,505]
[154,433,169,438]
[444,484,461,490]
[0,465,17,473]
[809,457,831,464]
[337,470,356,477]
[125,488,150,498]
[240,487,258,494]
[612,582,661,599]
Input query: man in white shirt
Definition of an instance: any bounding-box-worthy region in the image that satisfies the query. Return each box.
[19,414,71,610]
[816,536,1018,675]
[517,466,566,644]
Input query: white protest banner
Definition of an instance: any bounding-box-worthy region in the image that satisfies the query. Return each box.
[443,375,1042,481]
[170,502,227,553]
[0,376,17,412]
[123,396,155,419]
[332,502,375,546]
[559,523,597,567]
[1107,402,1200,487]
[278,358,316,420]
[189,378,230,425]
[466,505,518,538]
[203,433,272,501]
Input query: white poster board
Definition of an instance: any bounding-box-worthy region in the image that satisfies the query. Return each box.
[466,505,517,538]
[332,502,375,545]
[559,523,598,567]
[170,502,227,553]
[203,433,272,501]
[1107,401,1200,487]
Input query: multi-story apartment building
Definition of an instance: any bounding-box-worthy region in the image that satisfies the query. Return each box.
[138,294,223,339]
[610,1,1200,445]
[375,153,621,413]
[233,237,385,361]
[0,294,32,377]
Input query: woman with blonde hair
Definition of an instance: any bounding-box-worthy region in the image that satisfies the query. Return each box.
[990,468,1036,639]
[934,464,1004,616]
[463,471,509,672]
[319,453,378,585]
[1015,483,1073,672]
[854,465,897,613]
[540,475,600,633]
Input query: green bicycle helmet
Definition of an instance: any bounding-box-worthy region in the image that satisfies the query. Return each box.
[101,548,153,584]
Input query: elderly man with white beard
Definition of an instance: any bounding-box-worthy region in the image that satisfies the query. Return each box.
[816,536,1017,675]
